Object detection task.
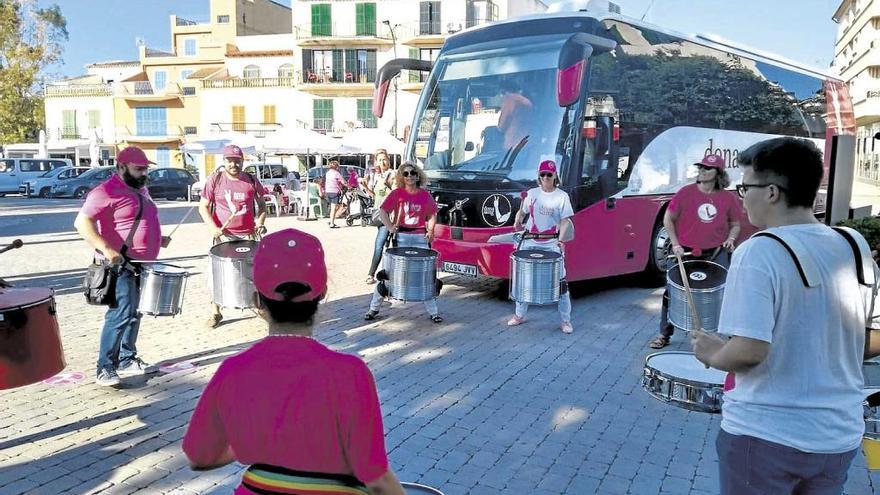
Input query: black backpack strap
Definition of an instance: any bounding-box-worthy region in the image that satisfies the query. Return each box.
[752,232,810,287]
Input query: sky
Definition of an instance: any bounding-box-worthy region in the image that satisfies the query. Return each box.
[42,0,841,79]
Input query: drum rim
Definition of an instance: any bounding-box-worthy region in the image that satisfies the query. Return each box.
[140,263,188,275]
[399,482,445,495]
[0,289,55,313]
[644,351,725,387]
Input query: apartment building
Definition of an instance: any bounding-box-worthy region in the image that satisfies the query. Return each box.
[834,0,880,184]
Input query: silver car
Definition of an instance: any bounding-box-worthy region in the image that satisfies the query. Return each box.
[20,166,91,198]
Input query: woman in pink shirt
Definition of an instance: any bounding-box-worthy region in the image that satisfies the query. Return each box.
[183,229,406,495]
[649,154,742,349]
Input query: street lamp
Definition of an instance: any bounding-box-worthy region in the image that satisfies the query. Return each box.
[383,19,400,138]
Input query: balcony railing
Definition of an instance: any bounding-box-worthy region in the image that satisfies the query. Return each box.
[201,77,297,89]
[398,19,480,39]
[46,127,107,141]
[117,125,183,139]
[294,23,391,39]
[302,68,376,84]
[313,118,333,131]
[45,84,113,98]
[209,122,283,137]
[116,82,182,98]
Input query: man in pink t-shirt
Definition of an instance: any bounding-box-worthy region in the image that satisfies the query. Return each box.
[183,229,406,495]
[198,144,267,328]
[324,160,347,228]
[649,153,743,349]
[74,146,170,387]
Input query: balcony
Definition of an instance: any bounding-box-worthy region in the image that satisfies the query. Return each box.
[299,69,375,97]
[44,127,107,141]
[201,77,297,89]
[399,19,479,46]
[116,82,182,102]
[45,84,113,98]
[294,23,394,47]
[116,125,183,143]
[209,122,283,137]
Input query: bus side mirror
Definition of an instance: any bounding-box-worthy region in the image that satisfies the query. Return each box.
[556,33,615,107]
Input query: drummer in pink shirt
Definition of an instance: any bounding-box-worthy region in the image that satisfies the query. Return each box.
[182,229,406,495]
[74,146,169,386]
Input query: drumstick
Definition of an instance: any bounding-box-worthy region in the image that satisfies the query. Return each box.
[0,239,23,254]
[215,206,239,239]
[674,251,703,332]
[167,206,197,238]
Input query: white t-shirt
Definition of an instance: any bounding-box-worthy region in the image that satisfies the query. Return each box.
[520,187,573,246]
[719,223,880,453]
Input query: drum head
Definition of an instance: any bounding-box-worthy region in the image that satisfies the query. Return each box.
[142,263,187,275]
[512,249,562,261]
[386,247,437,258]
[668,260,727,289]
[400,482,445,495]
[210,240,259,259]
[0,287,54,311]
[645,351,725,385]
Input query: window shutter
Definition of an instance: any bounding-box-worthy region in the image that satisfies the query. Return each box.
[302,49,314,78]
[232,105,245,132]
[332,49,344,82]
[366,50,377,82]
[263,105,276,124]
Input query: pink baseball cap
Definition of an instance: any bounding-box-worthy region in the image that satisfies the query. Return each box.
[223,144,244,160]
[538,160,557,174]
[116,146,154,167]
[695,154,725,170]
[253,229,328,302]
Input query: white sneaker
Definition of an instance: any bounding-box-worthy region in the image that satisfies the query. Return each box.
[560,321,573,334]
[507,315,526,326]
[95,368,121,387]
[117,357,155,377]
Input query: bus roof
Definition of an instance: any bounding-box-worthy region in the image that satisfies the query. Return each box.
[447,10,840,83]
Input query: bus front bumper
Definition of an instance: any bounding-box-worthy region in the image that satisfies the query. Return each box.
[432,237,515,280]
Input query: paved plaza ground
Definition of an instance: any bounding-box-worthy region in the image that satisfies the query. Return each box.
[1,196,880,494]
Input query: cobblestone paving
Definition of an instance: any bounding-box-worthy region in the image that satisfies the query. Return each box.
[1,198,879,494]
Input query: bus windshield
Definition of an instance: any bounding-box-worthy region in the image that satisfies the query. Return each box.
[411,36,579,184]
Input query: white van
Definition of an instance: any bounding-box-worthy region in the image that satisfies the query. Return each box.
[0,158,73,196]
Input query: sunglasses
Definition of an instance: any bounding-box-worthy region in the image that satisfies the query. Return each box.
[539,172,555,178]
[696,165,715,171]
[402,170,417,177]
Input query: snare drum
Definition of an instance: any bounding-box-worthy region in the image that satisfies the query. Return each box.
[210,240,258,309]
[0,287,65,390]
[642,351,726,413]
[401,482,445,495]
[862,361,880,468]
[385,247,438,302]
[138,263,189,316]
[667,260,727,332]
[509,249,562,305]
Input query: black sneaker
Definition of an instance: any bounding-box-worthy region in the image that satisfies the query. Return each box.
[364,310,379,321]
[95,368,121,387]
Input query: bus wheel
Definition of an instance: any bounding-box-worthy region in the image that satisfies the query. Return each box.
[643,221,672,287]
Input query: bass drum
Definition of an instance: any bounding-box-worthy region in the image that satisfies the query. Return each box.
[509,249,562,305]
[0,287,65,390]
[210,240,258,309]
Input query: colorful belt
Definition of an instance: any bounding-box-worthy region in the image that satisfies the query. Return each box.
[241,464,369,495]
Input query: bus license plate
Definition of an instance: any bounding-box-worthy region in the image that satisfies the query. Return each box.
[442,261,478,278]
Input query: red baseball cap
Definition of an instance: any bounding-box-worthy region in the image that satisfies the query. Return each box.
[223,144,244,160]
[695,154,725,170]
[253,229,328,302]
[116,146,154,167]
[538,160,557,174]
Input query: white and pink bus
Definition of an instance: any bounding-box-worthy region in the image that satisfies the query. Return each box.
[373,8,855,284]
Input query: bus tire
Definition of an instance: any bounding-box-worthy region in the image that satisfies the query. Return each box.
[642,219,672,287]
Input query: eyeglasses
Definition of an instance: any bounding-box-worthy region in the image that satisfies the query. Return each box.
[402,170,416,177]
[736,182,787,198]
[539,172,554,178]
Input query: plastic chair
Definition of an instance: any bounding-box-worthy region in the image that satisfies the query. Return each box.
[263,194,281,217]
[304,183,324,218]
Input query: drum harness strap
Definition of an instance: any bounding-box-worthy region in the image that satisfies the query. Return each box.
[753,227,878,319]
[98,192,144,276]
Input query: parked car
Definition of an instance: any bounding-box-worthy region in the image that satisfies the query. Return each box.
[147,168,196,200]
[189,163,289,200]
[51,166,114,198]
[0,158,73,196]
[20,166,91,198]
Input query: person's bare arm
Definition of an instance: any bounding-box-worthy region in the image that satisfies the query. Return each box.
[691,330,770,373]
[664,209,683,256]
[198,198,223,238]
[513,208,526,231]
[724,220,741,251]
[558,217,574,243]
[74,212,122,264]
[254,195,267,232]
[188,446,235,471]
[425,213,436,242]
[365,469,406,495]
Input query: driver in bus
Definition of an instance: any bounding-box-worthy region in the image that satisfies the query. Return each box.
[508,160,575,334]
[649,153,742,349]
[498,79,533,150]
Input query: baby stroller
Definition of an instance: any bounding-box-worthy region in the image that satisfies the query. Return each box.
[345,189,374,227]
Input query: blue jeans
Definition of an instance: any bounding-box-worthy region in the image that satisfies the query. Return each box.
[368,225,390,277]
[716,429,857,495]
[96,268,142,373]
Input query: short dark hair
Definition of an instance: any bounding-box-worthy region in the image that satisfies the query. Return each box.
[258,282,321,324]
[736,137,823,208]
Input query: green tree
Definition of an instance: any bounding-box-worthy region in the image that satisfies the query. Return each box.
[0,0,67,145]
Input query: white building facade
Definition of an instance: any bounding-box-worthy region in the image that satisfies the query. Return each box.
[834,0,880,184]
